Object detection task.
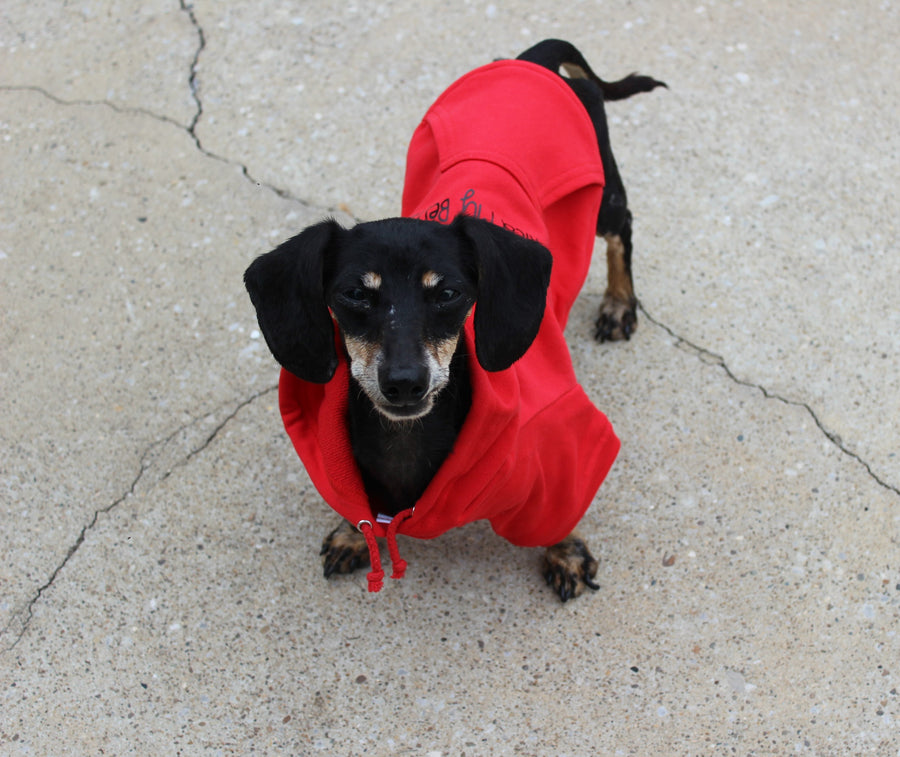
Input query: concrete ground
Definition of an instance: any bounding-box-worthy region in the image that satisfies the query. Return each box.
[2,1,898,754]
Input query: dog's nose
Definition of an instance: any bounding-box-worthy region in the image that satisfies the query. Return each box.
[381,365,429,405]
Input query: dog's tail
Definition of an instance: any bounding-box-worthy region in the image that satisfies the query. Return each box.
[592,72,668,101]
[517,38,667,101]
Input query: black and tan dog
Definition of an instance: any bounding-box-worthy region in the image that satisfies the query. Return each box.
[245,40,665,601]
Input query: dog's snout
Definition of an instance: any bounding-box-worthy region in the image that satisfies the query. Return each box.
[380,364,429,405]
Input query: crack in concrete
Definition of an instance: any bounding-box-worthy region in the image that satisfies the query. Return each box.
[1,83,188,130]
[1,81,310,210]
[173,3,316,209]
[0,5,355,223]
[178,1,361,221]
[639,304,900,499]
[0,385,277,654]
[179,0,205,135]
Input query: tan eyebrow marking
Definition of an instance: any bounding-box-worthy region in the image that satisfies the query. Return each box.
[362,271,382,290]
[422,270,442,289]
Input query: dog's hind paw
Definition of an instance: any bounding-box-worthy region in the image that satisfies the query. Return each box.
[542,534,600,602]
[321,520,370,578]
[594,295,637,342]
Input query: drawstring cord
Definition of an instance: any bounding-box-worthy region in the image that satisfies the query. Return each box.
[357,508,415,593]
[357,521,383,593]
[385,508,414,580]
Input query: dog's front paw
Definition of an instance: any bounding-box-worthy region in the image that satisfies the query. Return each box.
[595,295,637,342]
[321,520,370,578]
[542,534,600,602]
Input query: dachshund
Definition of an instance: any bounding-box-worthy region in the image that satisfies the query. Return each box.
[245,39,665,600]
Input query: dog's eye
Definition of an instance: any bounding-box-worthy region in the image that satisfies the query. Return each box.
[436,288,461,304]
[340,287,373,308]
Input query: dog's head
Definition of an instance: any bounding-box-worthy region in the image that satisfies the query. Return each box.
[244,215,552,421]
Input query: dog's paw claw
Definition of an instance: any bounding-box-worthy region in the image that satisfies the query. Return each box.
[542,536,600,602]
[321,522,370,578]
[595,296,637,343]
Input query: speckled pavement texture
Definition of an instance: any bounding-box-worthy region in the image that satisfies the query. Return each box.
[2,2,899,755]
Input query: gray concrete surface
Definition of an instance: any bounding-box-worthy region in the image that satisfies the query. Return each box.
[2,1,898,754]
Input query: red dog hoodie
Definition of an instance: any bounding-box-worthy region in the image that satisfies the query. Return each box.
[279,59,620,591]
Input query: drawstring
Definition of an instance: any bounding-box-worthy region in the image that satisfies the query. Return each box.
[357,521,384,593]
[357,508,415,593]
[386,508,414,580]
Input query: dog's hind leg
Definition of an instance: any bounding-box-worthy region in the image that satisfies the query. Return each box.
[321,519,370,578]
[542,532,600,602]
[563,76,639,341]
[597,219,638,342]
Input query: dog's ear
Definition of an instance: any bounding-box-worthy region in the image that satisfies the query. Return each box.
[452,214,553,372]
[244,219,342,383]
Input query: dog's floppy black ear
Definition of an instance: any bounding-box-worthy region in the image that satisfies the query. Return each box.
[244,219,342,383]
[452,214,553,372]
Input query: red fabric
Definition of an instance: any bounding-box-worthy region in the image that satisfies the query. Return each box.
[279,59,620,550]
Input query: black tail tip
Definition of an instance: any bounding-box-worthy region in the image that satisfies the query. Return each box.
[603,73,668,100]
